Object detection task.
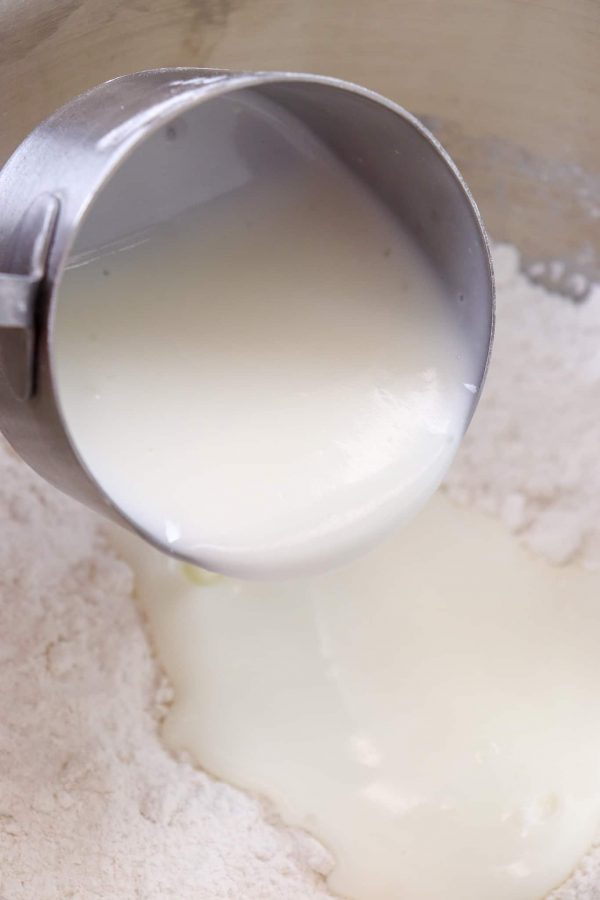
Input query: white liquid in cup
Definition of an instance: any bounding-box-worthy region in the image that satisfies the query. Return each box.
[54,92,474,577]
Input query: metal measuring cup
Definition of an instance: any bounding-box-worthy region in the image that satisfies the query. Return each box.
[0,68,494,565]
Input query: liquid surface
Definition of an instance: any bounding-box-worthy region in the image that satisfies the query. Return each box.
[55,93,473,578]
[114,494,600,900]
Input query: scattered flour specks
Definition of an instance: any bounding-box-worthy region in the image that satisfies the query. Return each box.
[446,244,600,570]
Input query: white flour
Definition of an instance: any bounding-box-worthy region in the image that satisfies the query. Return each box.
[0,448,334,899]
[446,244,600,570]
[0,242,599,898]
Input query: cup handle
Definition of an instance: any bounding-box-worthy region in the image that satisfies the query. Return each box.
[0,193,59,400]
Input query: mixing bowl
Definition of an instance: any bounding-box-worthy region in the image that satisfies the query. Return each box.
[1,2,599,897]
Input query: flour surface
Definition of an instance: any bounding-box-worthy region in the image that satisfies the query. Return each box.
[0,242,599,898]
[446,244,600,569]
[0,446,334,899]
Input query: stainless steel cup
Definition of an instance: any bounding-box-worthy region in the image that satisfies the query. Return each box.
[0,68,494,561]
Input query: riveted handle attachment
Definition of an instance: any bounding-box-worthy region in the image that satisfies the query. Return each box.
[0,194,59,400]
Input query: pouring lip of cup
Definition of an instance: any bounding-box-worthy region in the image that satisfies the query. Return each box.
[0,67,495,569]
